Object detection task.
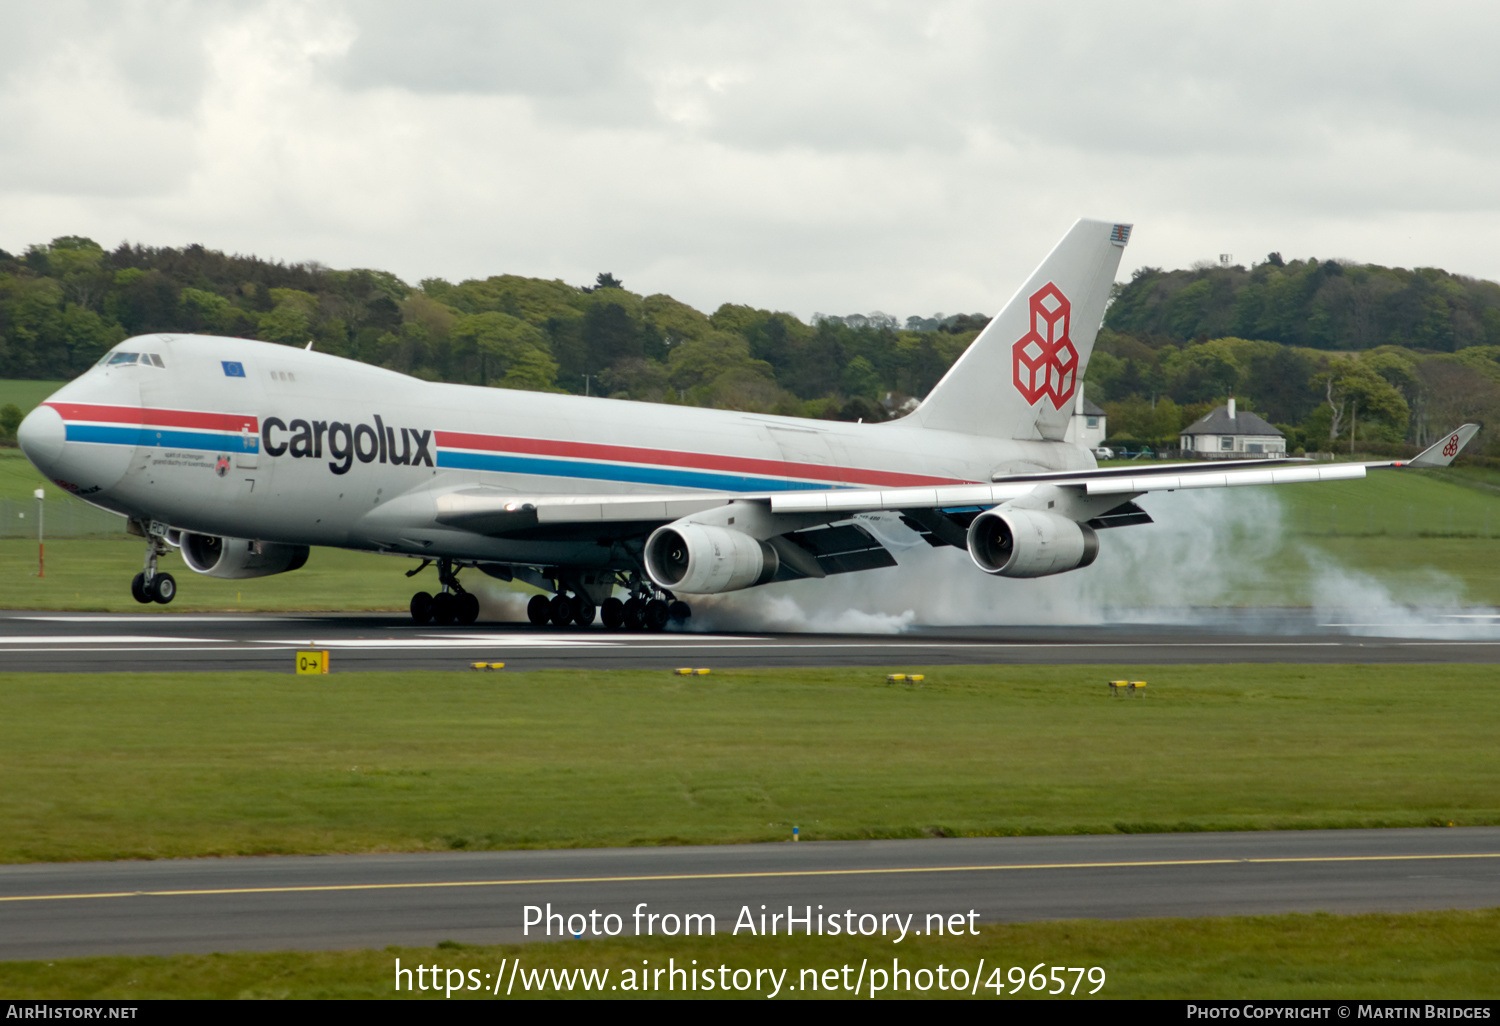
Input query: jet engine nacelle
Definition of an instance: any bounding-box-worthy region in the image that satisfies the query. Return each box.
[966,508,1099,578]
[643,522,779,595]
[179,533,310,579]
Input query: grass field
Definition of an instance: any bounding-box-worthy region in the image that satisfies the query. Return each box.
[1,665,1496,863]
[0,379,66,414]
[2,909,1497,999]
[0,537,442,611]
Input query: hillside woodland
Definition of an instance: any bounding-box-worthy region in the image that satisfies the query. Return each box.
[2,238,1498,458]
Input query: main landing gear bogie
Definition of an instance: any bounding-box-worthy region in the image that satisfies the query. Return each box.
[408,558,480,626]
[410,590,480,626]
[596,590,690,633]
[406,561,693,632]
[526,592,597,627]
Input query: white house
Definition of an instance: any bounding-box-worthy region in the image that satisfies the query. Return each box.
[1064,392,1107,451]
[1179,397,1286,458]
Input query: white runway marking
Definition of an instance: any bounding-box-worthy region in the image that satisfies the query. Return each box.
[0,636,225,645]
[254,638,619,648]
[17,615,305,623]
[1321,623,1500,629]
[421,632,763,644]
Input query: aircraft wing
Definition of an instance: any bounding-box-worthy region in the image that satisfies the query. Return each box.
[772,424,1483,514]
[431,424,1481,533]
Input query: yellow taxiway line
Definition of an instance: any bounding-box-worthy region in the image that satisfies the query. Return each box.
[2,852,1497,903]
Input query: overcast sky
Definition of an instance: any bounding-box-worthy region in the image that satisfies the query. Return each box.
[3,1,1498,321]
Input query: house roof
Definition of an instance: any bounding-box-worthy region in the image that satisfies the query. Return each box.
[1080,397,1105,416]
[1183,403,1283,437]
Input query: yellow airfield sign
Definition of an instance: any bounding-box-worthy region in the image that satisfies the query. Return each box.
[296,650,330,675]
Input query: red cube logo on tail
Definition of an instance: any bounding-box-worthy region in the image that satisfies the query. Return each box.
[1012,282,1078,410]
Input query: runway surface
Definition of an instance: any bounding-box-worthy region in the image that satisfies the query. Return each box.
[2,608,1499,672]
[2,828,1497,960]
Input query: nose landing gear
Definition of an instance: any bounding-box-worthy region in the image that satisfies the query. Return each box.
[131,521,177,604]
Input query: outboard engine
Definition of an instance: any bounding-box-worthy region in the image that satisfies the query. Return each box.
[644,522,779,594]
[966,508,1099,578]
[179,533,310,579]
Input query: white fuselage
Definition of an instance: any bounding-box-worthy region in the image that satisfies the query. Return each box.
[24,334,1096,570]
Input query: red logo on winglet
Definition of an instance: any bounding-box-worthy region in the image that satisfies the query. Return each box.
[1443,434,1460,458]
[1012,283,1078,410]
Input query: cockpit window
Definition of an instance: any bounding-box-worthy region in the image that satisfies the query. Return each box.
[107,352,139,365]
[147,353,165,367]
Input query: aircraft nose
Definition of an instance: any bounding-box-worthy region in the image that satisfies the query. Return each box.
[17,404,65,472]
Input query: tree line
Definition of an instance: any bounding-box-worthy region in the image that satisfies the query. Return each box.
[1095,253,1500,454]
[0,236,986,424]
[1,237,1497,457]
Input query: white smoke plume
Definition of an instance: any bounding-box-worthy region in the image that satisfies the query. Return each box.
[457,485,1495,638]
[683,488,1499,639]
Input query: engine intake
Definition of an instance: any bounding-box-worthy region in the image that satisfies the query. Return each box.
[644,522,779,595]
[966,508,1099,578]
[180,533,310,579]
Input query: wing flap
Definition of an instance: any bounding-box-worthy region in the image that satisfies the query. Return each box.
[433,489,734,534]
[782,523,898,575]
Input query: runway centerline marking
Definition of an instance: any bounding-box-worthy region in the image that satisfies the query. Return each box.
[5,852,1497,903]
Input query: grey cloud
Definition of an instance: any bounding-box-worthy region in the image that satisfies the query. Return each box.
[329,0,651,111]
[308,1,1500,164]
[0,0,231,119]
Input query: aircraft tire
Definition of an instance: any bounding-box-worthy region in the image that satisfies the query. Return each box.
[622,598,645,631]
[601,597,624,629]
[131,573,151,604]
[431,592,457,625]
[644,599,670,632]
[150,573,176,604]
[455,592,480,625]
[527,594,552,626]
[572,594,596,627]
[410,591,434,624]
[668,600,691,622]
[549,594,574,627]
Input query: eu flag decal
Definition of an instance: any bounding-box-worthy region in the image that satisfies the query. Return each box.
[222,361,246,378]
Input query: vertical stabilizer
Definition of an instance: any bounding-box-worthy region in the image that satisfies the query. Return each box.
[913,219,1130,440]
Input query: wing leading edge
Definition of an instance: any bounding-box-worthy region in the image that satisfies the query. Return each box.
[428,423,1480,533]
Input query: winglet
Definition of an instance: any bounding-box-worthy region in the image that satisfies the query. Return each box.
[1407,424,1482,467]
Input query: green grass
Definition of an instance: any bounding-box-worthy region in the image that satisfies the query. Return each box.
[2,910,1497,999]
[1,665,1497,863]
[0,379,66,414]
[0,537,438,611]
[1275,467,1500,538]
